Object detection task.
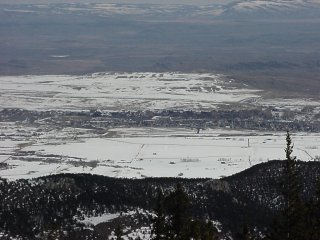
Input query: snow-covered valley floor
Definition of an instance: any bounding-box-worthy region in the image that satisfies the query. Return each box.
[1,125,319,180]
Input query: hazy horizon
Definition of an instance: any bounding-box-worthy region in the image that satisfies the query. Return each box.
[0,0,233,5]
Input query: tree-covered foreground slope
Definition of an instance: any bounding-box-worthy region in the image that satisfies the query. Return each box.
[0,159,320,239]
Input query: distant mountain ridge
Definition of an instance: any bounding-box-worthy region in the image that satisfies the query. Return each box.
[1,0,320,19]
[222,0,320,18]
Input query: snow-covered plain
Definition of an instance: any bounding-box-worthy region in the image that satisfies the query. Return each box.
[0,73,318,112]
[0,73,261,111]
[1,126,319,180]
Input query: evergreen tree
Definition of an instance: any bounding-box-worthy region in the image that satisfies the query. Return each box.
[201,221,218,240]
[238,224,252,240]
[314,178,320,239]
[152,189,166,240]
[189,220,218,240]
[164,183,191,239]
[305,176,320,240]
[115,224,123,240]
[156,184,219,240]
[189,220,202,240]
[270,131,305,240]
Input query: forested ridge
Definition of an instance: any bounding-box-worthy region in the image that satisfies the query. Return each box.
[0,158,320,239]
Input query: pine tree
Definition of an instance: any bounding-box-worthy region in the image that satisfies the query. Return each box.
[152,189,166,240]
[314,178,320,239]
[115,224,123,240]
[189,220,202,240]
[305,176,320,240]
[201,221,218,240]
[271,131,305,240]
[238,224,252,240]
[154,184,219,240]
[164,183,191,239]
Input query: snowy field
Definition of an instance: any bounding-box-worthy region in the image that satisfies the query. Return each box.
[0,73,318,112]
[0,126,319,180]
[0,72,261,111]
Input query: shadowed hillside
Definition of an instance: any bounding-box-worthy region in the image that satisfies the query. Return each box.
[0,160,319,239]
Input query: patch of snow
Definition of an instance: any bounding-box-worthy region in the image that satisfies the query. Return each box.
[80,213,120,226]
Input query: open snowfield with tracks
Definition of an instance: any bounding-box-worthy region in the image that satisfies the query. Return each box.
[1,125,319,180]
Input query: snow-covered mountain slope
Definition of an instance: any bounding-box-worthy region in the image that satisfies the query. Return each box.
[232,0,316,11]
[2,1,320,19]
[224,0,320,18]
